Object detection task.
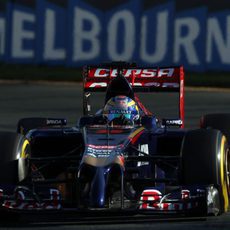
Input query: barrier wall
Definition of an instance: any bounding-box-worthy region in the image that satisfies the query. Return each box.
[0,0,229,71]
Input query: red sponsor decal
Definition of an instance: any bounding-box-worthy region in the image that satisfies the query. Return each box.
[85,82,179,88]
[140,189,196,211]
[181,190,190,200]
[96,129,124,134]
[140,189,162,209]
[88,68,175,78]
[2,189,61,210]
[84,67,182,90]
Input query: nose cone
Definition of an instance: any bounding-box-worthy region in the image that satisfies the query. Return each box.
[89,167,106,208]
[105,75,134,104]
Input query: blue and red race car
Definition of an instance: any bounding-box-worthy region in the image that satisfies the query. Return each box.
[0,62,229,217]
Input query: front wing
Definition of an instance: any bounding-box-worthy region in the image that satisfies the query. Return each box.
[0,184,220,216]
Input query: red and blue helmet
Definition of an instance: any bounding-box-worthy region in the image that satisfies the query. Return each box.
[103,96,139,124]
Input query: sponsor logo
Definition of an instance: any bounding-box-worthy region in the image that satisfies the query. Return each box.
[46,119,66,125]
[85,144,123,158]
[91,68,174,78]
[0,1,229,70]
[137,144,149,167]
[164,119,183,126]
[3,189,61,210]
[140,189,162,209]
[140,189,197,211]
[87,144,116,149]
[86,82,179,88]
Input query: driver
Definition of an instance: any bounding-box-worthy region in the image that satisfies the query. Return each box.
[103,95,139,126]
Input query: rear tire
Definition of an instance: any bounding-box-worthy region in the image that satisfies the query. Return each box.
[0,132,23,184]
[181,129,229,214]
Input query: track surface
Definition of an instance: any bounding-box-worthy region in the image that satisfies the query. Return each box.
[0,83,229,131]
[0,83,230,229]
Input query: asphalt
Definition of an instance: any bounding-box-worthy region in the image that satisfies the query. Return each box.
[0,83,229,131]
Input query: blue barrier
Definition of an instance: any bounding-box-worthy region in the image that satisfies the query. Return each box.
[0,0,229,71]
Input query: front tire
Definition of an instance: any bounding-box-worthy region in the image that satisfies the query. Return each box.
[181,129,229,214]
[0,132,23,184]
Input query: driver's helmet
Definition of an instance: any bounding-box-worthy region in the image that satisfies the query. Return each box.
[103,95,139,125]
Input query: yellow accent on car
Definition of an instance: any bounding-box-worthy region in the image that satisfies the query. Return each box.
[21,139,30,159]
[129,127,145,139]
[127,100,135,106]
[220,135,229,212]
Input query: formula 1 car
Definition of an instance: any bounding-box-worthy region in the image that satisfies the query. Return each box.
[0,62,229,218]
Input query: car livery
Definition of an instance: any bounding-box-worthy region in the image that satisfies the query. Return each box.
[0,62,229,219]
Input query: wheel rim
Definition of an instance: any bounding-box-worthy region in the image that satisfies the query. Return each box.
[219,135,229,212]
[226,147,230,196]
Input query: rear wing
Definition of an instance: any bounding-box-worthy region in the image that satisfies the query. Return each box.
[82,63,185,127]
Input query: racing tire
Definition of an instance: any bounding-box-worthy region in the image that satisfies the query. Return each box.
[200,113,230,145]
[0,132,23,184]
[181,129,230,214]
[18,138,31,182]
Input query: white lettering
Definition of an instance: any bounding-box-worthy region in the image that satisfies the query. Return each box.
[92,68,175,78]
[87,82,179,88]
[174,17,200,65]
[158,68,174,77]
[125,69,142,77]
[2,4,229,70]
[206,16,230,64]
[12,10,35,58]
[137,144,149,167]
[111,69,118,77]
[144,82,160,87]
[44,9,66,60]
[162,83,179,88]
[140,11,168,63]
[89,82,107,88]
[0,17,5,55]
[107,10,135,60]
[141,69,156,78]
[46,119,65,125]
[94,68,108,77]
[73,7,101,61]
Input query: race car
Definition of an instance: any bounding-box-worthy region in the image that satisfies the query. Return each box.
[0,62,229,217]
